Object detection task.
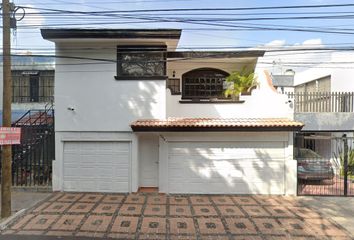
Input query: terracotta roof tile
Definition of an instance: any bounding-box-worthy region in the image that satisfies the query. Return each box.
[131,118,304,131]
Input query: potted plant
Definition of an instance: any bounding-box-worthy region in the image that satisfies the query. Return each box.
[224,67,258,100]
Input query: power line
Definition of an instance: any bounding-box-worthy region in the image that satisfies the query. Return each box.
[21,3,354,14]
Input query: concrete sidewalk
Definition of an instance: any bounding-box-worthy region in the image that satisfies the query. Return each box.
[298,196,354,237]
[0,190,51,217]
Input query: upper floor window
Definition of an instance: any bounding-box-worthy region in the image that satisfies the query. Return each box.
[116,46,167,80]
[12,70,54,103]
[167,78,181,95]
[182,68,228,99]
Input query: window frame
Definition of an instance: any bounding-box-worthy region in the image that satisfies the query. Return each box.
[12,70,54,103]
[115,45,167,80]
[181,68,229,100]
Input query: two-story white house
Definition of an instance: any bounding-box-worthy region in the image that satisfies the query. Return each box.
[41,28,303,195]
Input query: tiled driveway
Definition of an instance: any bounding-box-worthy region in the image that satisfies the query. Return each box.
[1,193,352,239]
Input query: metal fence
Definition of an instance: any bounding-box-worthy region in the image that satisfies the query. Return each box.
[0,104,54,187]
[295,133,354,196]
[0,125,54,187]
[12,126,54,186]
[288,92,354,113]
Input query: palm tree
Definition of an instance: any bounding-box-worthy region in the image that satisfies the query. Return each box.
[224,67,257,100]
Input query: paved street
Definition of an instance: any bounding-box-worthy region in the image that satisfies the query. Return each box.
[0,192,352,239]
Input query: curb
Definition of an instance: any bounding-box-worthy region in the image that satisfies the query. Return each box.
[0,209,26,231]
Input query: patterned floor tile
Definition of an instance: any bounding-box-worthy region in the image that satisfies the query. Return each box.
[190,196,212,205]
[242,206,270,217]
[230,235,263,240]
[80,215,112,232]
[138,233,166,239]
[225,218,258,235]
[110,216,139,233]
[193,205,218,216]
[50,214,85,231]
[1,193,351,240]
[199,235,229,240]
[23,215,59,230]
[217,205,245,216]
[57,193,83,202]
[102,194,126,204]
[169,217,195,235]
[197,217,226,235]
[288,206,322,218]
[67,202,95,213]
[76,231,105,238]
[169,235,198,240]
[93,203,119,214]
[124,194,146,204]
[47,193,64,202]
[119,204,143,215]
[211,196,234,205]
[144,205,167,216]
[169,205,192,216]
[140,217,166,234]
[169,196,189,205]
[252,196,281,206]
[147,195,167,205]
[264,206,296,217]
[42,202,72,213]
[253,218,286,235]
[46,231,74,237]
[78,193,104,203]
[279,218,314,236]
[107,233,136,239]
[32,202,51,213]
[10,214,36,230]
[232,196,259,205]
[16,230,45,235]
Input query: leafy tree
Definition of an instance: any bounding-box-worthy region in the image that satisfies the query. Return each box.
[224,67,257,100]
[334,147,354,176]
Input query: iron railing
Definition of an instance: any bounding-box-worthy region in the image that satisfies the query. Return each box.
[287,92,354,113]
[0,103,54,187]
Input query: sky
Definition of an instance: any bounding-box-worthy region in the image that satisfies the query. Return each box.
[3,0,354,73]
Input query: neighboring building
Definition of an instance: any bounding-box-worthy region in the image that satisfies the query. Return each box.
[271,55,354,163]
[295,75,331,93]
[0,57,55,124]
[41,28,303,195]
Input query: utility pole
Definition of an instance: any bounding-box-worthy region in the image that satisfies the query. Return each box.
[1,0,13,218]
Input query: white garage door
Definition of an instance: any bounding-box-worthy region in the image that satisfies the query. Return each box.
[63,141,130,192]
[168,141,285,194]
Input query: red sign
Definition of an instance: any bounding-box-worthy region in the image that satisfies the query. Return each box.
[0,127,21,145]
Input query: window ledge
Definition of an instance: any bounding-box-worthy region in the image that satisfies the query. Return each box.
[179,99,245,104]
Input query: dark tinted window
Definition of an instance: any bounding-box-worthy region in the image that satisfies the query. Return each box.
[117,46,166,79]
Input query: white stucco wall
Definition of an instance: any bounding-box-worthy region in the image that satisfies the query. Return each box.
[55,43,166,132]
[167,69,293,119]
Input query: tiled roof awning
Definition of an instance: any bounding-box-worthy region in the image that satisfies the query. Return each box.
[131,118,304,132]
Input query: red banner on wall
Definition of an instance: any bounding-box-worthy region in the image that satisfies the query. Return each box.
[0,127,21,145]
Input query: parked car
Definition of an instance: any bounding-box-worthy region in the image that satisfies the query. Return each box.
[295,148,334,181]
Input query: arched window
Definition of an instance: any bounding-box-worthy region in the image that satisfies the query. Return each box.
[182,68,229,99]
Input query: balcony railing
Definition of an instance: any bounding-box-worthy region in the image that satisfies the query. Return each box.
[287,92,354,113]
